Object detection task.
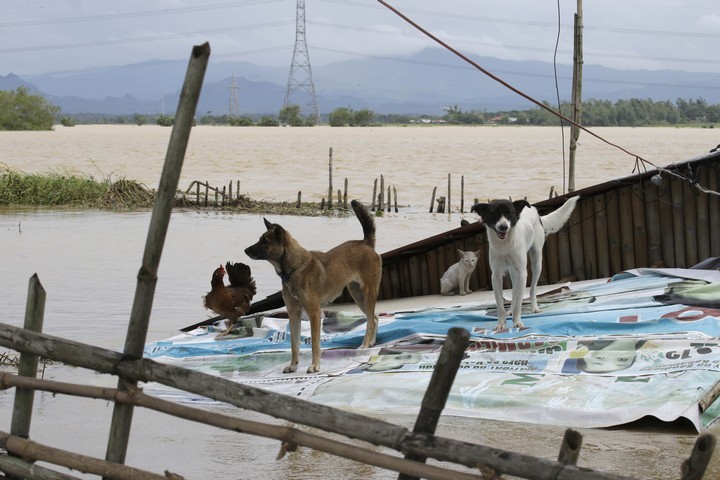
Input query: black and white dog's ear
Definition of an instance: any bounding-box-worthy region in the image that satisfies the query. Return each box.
[470,203,488,220]
[512,200,531,213]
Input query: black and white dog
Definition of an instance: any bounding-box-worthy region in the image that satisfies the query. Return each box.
[471,196,579,330]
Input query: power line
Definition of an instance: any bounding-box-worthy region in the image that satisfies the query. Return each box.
[0,0,285,28]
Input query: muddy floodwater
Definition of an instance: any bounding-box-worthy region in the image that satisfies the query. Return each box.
[1,125,719,478]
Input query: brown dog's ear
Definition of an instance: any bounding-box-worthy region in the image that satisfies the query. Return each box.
[263,218,273,230]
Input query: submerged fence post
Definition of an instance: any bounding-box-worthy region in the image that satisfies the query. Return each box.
[398,327,469,480]
[10,274,46,443]
[104,42,210,469]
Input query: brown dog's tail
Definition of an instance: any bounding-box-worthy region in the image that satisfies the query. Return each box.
[351,199,376,248]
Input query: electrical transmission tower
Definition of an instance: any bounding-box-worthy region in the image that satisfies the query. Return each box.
[229,73,240,118]
[284,0,320,124]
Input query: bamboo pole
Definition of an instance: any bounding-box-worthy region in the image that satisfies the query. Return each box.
[429,186,437,213]
[568,0,583,192]
[0,373,480,480]
[105,42,210,468]
[0,325,636,480]
[10,274,46,442]
[0,453,82,480]
[0,431,182,480]
[399,327,470,480]
[328,147,333,210]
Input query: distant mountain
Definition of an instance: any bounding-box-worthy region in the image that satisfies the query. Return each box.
[4,47,720,116]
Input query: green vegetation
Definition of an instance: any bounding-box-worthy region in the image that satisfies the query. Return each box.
[0,168,154,208]
[0,168,345,215]
[438,98,720,127]
[328,107,375,126]
[0,87,60,131]
[49,96,720,128]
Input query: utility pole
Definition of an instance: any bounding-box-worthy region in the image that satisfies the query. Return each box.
[229,73,240,118]
[284,0,320,124]
[568,0,583,192]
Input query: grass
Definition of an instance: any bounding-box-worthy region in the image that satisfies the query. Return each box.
[0,167,154,209]
[0,167,348,215]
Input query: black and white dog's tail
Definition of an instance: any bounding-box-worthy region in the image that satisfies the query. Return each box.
[541,196,580,235]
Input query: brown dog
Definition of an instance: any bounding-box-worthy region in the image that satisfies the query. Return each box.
[244,200,382,373]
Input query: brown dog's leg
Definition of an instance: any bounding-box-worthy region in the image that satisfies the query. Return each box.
[284,294,303,373]
[306,303,323,373]
[348,282,378,349]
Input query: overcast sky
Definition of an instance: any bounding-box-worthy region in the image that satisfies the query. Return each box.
[1,0,719,76]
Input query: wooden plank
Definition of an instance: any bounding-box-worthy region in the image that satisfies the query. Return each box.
[618,186,636,270]
[569,204,584,280]
[544,232,560,284]
[630,183,648,268]
[644,178,663,267]
[671,178,687,268]
[594,194,611,277]
[409,256,422,297]
[683,176,698,267]
[606,191,623,275]
[426,250,440,295]
[658,178,675,267]
[696,163,711,262]
[557,219,573,280]
[581,197,597,279]
[709,162,720,256]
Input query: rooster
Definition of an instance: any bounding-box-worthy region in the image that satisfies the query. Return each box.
[203,262,257,336]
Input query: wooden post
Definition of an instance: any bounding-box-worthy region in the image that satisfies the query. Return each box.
[447,174,451,212]
[228,181,232,203]
[343,178,348,209]
[204,181,209,207]
[10,274,46,442]
[460,175,465,213]
[195,181,200,205]
[398,327,470,480]
[328,147,333,210]
[372,178,378,210]
[379,174,385,211]
[393,186,398,213]
[557,429,582,465]
[105,42,210,468]
[429,186,437,213]
[568,0,583,192]
[681,433,716,480]
[236,180,240,199]
[296,191,302,208]
[387,185,392,212]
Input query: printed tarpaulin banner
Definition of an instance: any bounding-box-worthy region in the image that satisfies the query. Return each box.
[143,268,720,431]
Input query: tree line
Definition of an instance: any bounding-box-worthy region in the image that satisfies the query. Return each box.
[1,86,718,130]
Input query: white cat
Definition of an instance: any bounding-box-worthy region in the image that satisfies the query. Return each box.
[440,249,481,295]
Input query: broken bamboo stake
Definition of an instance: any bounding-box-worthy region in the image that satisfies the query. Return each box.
[399,327,470,480]
[10,274,46,442]
[105,41,210,467]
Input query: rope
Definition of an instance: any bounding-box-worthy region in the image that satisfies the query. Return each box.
[376,0,720,197]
